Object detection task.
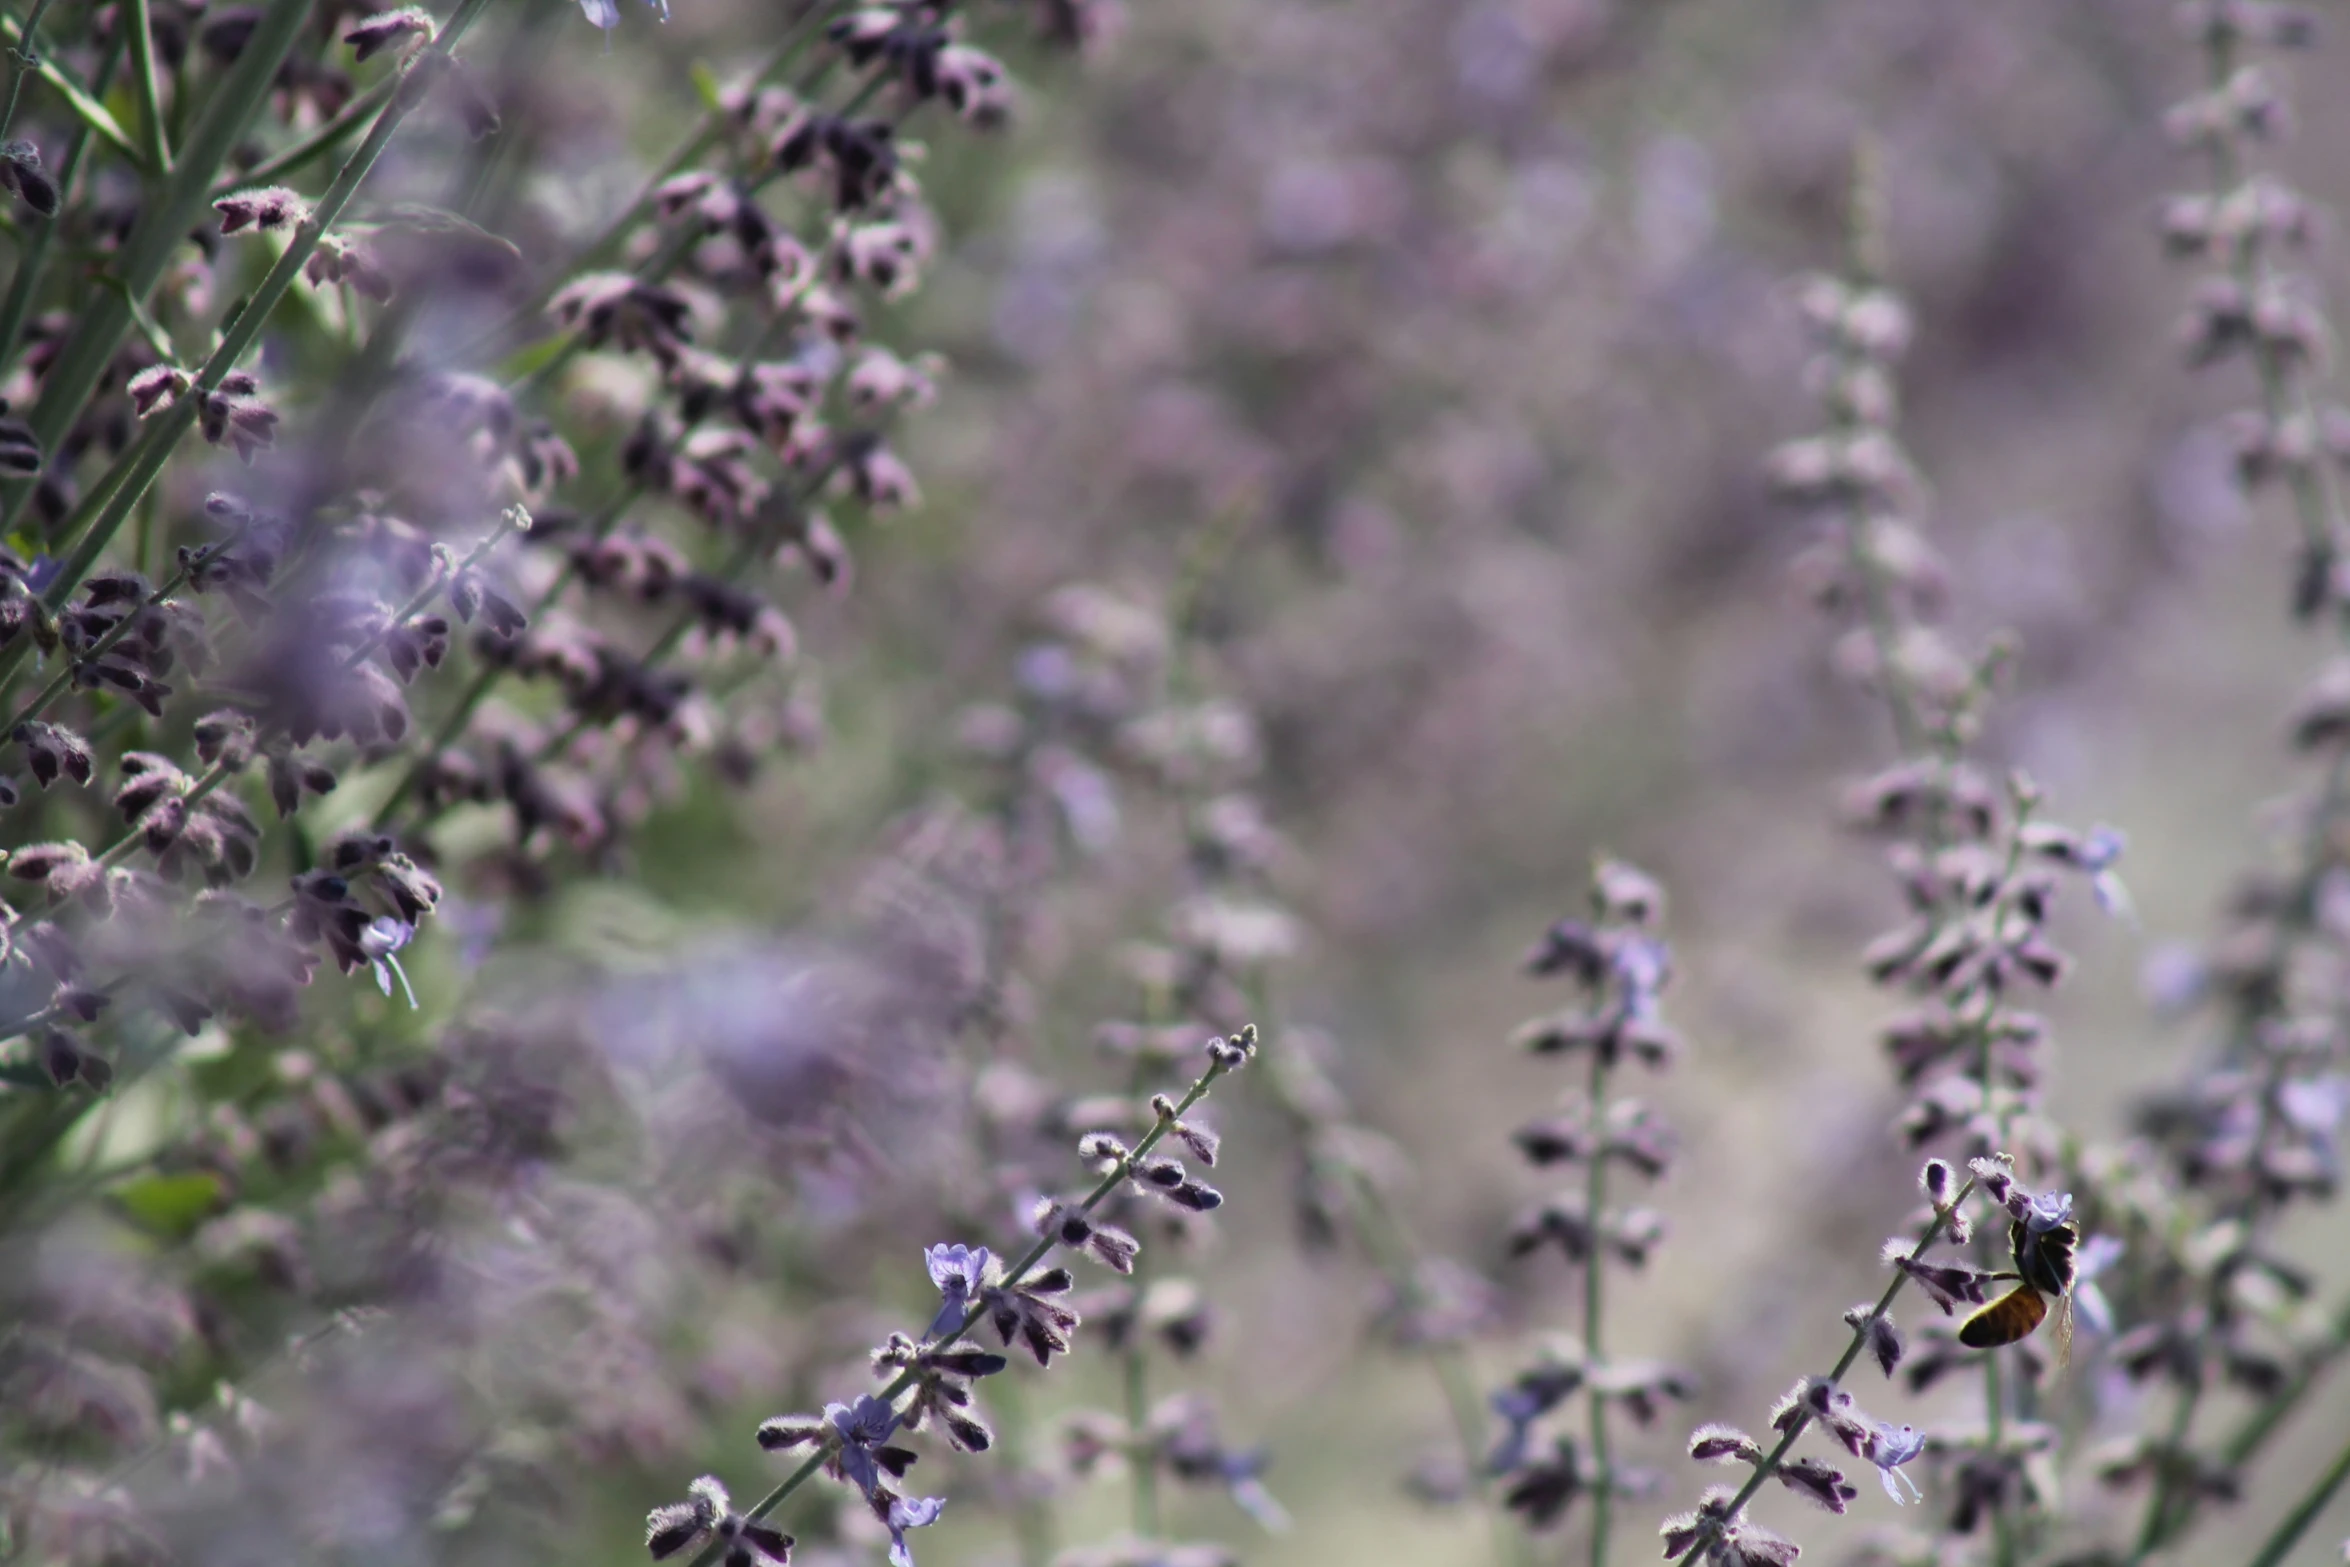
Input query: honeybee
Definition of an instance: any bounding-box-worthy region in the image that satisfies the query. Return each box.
[1958,1190,2079,1354]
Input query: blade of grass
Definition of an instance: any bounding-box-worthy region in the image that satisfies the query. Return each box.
[2241,1432,2350,1567]
[123,0,172,173]
[0,7,143,166]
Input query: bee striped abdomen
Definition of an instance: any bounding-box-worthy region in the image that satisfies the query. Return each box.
[1959,1283,2049,1349]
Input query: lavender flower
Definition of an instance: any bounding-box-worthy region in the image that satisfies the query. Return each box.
[357,916,418,1007]
[924,1243,990,1338]
[827,1394,903,1497]
[579,0,669,29]
[1869,1423,1926,1505]
[882,1494,944,1567]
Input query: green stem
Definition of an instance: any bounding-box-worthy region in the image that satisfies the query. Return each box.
[1843,493,1922,757]
[1122,1278,1159,1537]
[501,64,890,395]
[2141,19,2350,1548]
[102,1313,364,1490]
[522,431,858,775]
[494,125,718,343]
[1345,1168,1516,1567]
[367,659,498,825]
[124,0,171,173]
[686,1049,1247,1562]
[378,255,817,834]
[0,0,57,143]
[2241,1430,2350,1567]
[1987,1350,2016,1567]
[2224,1288,2350,1471]
[1345,1175,1489,1477]
[2129,1381,2203,1564]
[1120,1036,1161,1540]
[988,1373,1057,1567]
[2131,1288,2350,1558]
[272,0,546,529]
[0,505,519,1052]
[2195,29,2347,578]
[1585,1040,1612,1567]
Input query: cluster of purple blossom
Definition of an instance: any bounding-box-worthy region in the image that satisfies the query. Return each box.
[0,0,1113,1558]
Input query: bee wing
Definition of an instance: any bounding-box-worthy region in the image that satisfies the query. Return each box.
[2025,1222,2080,1296]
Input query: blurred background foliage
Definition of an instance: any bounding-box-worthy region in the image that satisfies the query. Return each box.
[779,0,2350,1559]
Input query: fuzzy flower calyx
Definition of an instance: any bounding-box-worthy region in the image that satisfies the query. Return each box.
[645,1477,792,1567]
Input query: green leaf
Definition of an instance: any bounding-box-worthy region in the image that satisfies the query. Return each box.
[109,1170,226,1237]
[351,202,525,264]
[691,61,725,113]
[94,272,177,364]
[495,332,573,384]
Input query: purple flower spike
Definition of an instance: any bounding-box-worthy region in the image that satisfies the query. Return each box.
[924,1243,991,1338]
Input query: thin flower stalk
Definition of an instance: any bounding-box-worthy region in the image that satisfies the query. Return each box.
[206,73,403,197]
[1004,578,1293,1553]
[667,1032,1259,1566]
[1256,979,1508,1561]
[1490,861,1689,1556]
[0,0,59,145]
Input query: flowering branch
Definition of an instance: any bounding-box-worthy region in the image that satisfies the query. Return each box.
[1661,1174,1973,1564]
[665,1028,1260,1567]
